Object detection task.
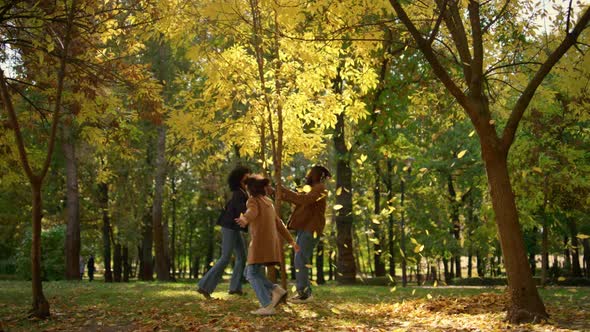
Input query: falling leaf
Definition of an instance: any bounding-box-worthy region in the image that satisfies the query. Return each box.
[558,277,566,281]
[302,185,312,193]
[372,218,380,224]
[336,187,342,196]
[489,119,496,125]
[331,308,341,314]
[468,130,476,137]
[427,294,433,299]
[457,150,467,159]
[305,264,313,268]
[411,289,416,295]
[433,280,438,287]
[291,286,297,293]
[390,286,397,292]
[532,167,542,174]
[577,233,590,240]
[414,244,424,253]
[419,167,428,173]
[334,204,343,210]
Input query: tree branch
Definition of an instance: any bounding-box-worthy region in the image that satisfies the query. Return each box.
[468,0,484,98]
[482,0,510,34]
[435,0,473,83]
[389,0,470,111]
[0,69,35,181]
[39,0,78,180]
[502,6,590,149]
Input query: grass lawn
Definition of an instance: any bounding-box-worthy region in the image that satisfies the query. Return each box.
[1,279,588,331]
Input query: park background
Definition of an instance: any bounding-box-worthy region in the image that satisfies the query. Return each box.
[1,0,589,330]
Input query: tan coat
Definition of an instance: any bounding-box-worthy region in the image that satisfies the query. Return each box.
[242,196,294,265]
[281,183,327,235]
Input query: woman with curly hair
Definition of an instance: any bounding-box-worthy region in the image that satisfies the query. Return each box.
[197,166,250,298]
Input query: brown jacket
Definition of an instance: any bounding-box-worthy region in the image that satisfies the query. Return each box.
[242,196,294,265]
[281,183,327,235]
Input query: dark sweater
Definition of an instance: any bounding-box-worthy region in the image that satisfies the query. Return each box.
[216,189,248,232]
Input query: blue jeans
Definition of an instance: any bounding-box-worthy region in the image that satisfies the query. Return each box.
[245,264,275,307]
[294,230,318,296]
[198,227,246,293]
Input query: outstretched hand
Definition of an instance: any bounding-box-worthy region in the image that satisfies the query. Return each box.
[235,215,248,228]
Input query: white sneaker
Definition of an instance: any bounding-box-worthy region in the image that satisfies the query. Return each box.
[250,305,276,315]
[271,286,287,307]
[290,293,313,303]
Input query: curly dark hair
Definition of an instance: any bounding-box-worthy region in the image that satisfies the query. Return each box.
[305,165,331,185]
[228,165,251,191]
[244,174,270,197]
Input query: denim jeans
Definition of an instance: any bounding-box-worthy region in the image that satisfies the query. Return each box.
[245,264,275,307]
[198,227,246,293]
[294,230,318,296]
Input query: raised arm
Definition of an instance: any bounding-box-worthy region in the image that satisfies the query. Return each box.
[280,183,326,206]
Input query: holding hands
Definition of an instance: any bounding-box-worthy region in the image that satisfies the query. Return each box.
[235,214,248,228]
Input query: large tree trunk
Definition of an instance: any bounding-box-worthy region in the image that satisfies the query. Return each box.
[31,182,50,318]
[153,125,170,281]
[334,112,356,283]
[139,210,153,281]
[99,183,113,282]
[373,163,386,277]
[316,239,325,284]
[63,125,80,280]
[482,145,547,322]
[113,243,122,282]
[568,219,582,277]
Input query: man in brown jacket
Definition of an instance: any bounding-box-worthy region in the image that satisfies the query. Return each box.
[281,165,331,303]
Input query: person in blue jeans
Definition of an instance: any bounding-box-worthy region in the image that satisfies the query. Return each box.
[235,174,300,315]
[280,165,331,303]
[197,166,250,298]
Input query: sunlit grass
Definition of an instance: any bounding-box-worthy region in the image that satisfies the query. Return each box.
[1,279,588,331]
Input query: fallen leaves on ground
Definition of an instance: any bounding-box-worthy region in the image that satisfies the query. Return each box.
[1,282,588,331]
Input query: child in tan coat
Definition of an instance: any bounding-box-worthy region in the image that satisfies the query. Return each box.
[235,174,300,315]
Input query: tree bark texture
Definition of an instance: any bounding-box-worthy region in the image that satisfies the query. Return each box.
[140,210,154,281]
[63,125,81,280]
[316,239,325,284]
[334,112,356,283]
[99,183,113,283]
[152,125,170,281]
[481,145,547,322]
[113,243,122,282]
[31,183,50,317]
